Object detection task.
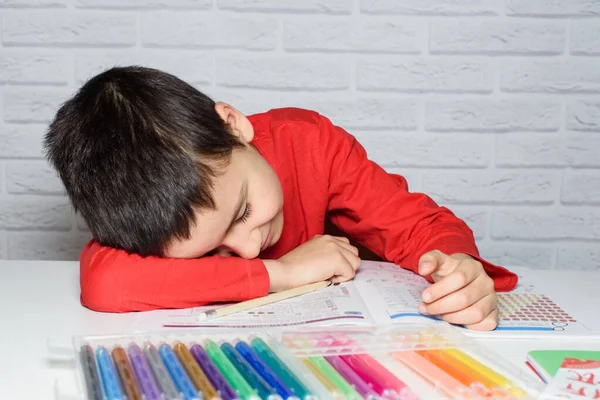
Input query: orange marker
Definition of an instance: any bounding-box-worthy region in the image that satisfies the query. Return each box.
[111,346,142,400]
[174,342,220,399]
[442,349,525,399]
[415,350,493,398]
[395,351,477,399]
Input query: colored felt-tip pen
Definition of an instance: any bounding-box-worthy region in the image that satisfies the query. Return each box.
[204,339,259,400]
[306,356,361,400]
[112,346,143,400]
[341,353,418,400]
[96,346,125,400]
[250,337,309,399]
[144,343,183,400]
[264,337,332,400]
[80,345,104,400]
[222,342,281,400]
[158,343,201,400]
[128,343,163,400]
[324,355,378,400]
[190,343,239,400]
[174,342,221,400]
[235,340,297,400]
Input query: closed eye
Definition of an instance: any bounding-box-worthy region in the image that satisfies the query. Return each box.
[236,203,252,224]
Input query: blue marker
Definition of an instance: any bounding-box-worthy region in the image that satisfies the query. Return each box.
[96,346,125,400]
[221,342,281,400]
[251,338,310,399]
[235,341,297,400]
[158,343,200,400]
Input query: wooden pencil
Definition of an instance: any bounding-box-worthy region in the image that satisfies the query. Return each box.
[196,280,333,321]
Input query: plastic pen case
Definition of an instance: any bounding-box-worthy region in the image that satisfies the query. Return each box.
[72,323,544,400]
[280,325,545,400]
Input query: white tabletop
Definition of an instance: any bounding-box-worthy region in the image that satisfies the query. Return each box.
[1,260,599,399]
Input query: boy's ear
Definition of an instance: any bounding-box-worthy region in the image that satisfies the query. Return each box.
[215,102,254,143]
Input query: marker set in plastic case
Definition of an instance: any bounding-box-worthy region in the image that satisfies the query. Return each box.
[73,323,544,400]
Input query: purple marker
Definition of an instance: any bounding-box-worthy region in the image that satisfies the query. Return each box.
[127,343,162,400]
[190,343,239,400]
[325,355,378,400]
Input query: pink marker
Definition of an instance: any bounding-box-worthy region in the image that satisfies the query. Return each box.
[341,353,419,400]
[325,355,378,400]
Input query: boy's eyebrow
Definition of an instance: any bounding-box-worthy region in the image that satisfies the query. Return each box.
[225,182,247,233]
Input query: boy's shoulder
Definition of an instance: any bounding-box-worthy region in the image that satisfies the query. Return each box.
[250,107,353,154]
[250,107,322,129]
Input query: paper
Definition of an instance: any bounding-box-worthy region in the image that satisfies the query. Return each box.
[462,267,596,338]
[134,261,599,337]
[134,280,375,330]
[354,261,435,324]
[527,351,600,384]
[539,358,600,399]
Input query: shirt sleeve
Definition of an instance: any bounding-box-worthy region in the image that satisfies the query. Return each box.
[79,240,270,312]
[317,115,518,292]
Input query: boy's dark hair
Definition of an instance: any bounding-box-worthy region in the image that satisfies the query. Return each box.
[44,66,243,257]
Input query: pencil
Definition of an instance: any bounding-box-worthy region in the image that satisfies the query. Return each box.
[196,280,333,321]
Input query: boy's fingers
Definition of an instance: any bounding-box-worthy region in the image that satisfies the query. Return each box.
[437,294,498,328]
[419,274,493,315]
[418,250,446,276]
[331,274,352,284]
[331,254,357,283]
[465,309,499,331]
[421,261,478,303]
[330,236,350,244]
[333,238,359,257]
[339,247,361,271]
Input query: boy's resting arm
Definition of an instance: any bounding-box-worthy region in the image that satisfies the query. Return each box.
[318,114,518,292]
[80,240,269,312]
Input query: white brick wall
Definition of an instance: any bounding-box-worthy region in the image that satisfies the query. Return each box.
[0,0,598,270]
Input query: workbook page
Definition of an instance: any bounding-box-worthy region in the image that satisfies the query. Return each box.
[356,262,600,336]
[133,280,376,330]
[353,261,435,326]
[462,266,599,338]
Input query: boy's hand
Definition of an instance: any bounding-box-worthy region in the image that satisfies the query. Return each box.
[264,235,361,292]
[417,250,498,331]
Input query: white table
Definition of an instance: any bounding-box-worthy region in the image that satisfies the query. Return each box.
[1,260,599,399]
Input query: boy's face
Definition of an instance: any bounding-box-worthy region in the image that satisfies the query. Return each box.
[164,103,284,260]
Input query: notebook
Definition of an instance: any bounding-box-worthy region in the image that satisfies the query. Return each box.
[133,261,600,339]
[526,350,600,383]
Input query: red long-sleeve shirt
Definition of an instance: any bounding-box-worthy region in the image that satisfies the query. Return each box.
[80,108,518,312]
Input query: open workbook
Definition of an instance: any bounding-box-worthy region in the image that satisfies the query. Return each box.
[134,261,599,338]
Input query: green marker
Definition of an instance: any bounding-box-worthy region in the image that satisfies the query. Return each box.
[221,342,279,400]
[307,356,361,400]
[250,338,310,399]
[204,339,258,400]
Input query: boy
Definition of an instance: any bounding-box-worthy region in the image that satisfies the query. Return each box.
[44,66,517,331]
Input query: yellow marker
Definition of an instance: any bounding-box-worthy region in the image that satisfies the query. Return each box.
[300,358,344,400]
[443,348,527,399]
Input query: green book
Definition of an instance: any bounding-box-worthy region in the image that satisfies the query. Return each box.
[526,350,600,383]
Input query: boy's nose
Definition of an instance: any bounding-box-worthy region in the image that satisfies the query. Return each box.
[216,248,235,257]
[221,229,262,259]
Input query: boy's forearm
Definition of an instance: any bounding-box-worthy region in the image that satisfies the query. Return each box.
[263,259,287,292]
[80,240,270,312]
